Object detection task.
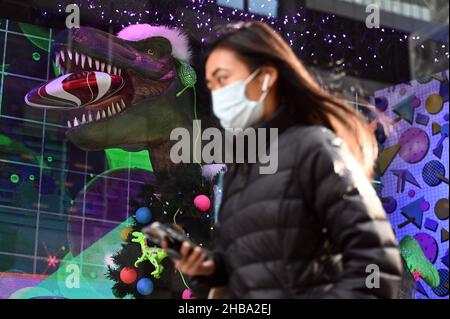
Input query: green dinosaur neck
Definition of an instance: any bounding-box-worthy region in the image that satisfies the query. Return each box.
[140,240,147,251]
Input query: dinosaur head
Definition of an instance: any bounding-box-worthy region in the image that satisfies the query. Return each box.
[25,25,196,157]
[131,231,145,243]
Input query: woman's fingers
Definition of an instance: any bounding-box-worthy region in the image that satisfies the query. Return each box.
[169,241,213,276]
[200,260,215,276]
[202,259,214,269]
[187,250,206,273]
[170,242,192,271]
[161,239,169,250]
[179,241,193,260]
[176,246,206,275]
[182,246,204,272]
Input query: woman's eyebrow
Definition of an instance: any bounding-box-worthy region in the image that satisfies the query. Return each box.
[206,67,229,85]
[211,67,229,77]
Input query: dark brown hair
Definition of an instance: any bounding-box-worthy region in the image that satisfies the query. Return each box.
[208,21,378,178]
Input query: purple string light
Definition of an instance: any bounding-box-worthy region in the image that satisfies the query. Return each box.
[45,0,448,71]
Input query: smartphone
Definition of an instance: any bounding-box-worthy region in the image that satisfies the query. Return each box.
[141,222,199,260]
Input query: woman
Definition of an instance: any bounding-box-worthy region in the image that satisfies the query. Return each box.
[164,21,402,299]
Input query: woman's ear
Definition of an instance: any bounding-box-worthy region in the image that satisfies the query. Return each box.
[259,66,278,91]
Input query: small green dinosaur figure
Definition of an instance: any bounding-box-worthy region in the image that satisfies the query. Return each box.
[131,231,168,279]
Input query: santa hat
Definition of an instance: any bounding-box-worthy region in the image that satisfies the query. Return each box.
[117,24,192,62]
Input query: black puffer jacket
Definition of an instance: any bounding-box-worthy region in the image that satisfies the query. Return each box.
[191,108,403,299]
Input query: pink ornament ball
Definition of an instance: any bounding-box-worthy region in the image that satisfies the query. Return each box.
[182,289,193,299]
[194,195,211,212]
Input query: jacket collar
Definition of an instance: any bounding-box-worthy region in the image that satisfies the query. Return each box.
[225,105,294,175]
[253,104,294,134]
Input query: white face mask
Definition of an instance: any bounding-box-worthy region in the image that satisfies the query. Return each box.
[211,68,271,130]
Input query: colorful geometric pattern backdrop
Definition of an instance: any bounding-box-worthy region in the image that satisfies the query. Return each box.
[373,71,449,299]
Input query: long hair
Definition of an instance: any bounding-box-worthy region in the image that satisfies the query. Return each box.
[207,22,378,178]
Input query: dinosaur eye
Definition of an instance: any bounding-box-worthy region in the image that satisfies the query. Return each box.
[147,49,155,55]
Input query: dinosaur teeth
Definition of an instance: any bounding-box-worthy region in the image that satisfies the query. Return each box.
[111,104,116,115]
[107,106,112,117]
[120,99,126,109]
[68,113,97,128]
[55,52,61,67]
[96,111,101,121]
[55,48,123,82]
[101,110,107,119]
[115,102,121,113]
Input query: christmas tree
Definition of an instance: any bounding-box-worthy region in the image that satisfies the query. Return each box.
[107,164,222,299]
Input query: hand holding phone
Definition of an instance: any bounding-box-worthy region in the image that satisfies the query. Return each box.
[141,222,215,277]
[142,222,189,259]
[172,241,215,277]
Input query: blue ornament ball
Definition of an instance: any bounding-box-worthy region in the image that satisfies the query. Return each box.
[136,278,154,295]
[135,207,152,224]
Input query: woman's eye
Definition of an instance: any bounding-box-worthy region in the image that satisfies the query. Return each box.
[147,49,155,55]
[217,76,226,85]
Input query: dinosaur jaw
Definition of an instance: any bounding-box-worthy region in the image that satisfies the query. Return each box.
[25,44,177,151]
[50,47,174,132]
[55,47,132,129]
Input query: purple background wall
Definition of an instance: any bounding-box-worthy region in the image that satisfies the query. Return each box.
[373,71,449,299]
